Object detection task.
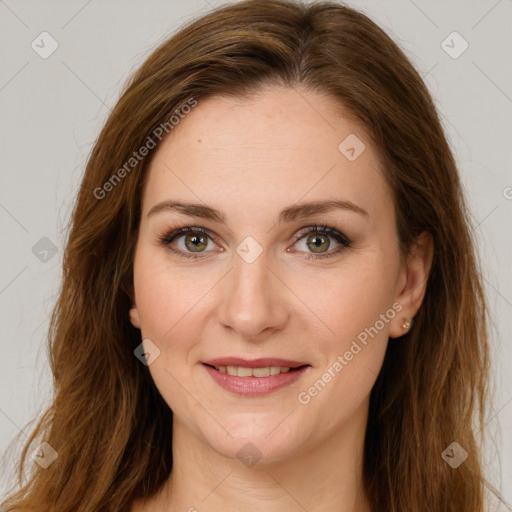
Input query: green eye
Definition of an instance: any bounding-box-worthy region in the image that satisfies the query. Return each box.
[159,224,352,261]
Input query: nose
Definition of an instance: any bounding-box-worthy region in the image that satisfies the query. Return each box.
[217,248,290,343]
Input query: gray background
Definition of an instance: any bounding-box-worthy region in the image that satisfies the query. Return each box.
[0,0,511,508]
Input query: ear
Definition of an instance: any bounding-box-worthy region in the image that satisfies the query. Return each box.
[389,231,434,338]
[129,306,141,329]
[126,282,141,329]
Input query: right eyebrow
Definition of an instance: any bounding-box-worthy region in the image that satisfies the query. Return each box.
[147,198,369,224]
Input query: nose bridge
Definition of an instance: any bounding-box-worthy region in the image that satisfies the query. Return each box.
[218,240,288,339]
[232,246,270,301]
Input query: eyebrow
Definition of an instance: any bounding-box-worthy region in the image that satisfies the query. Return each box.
[147,199,369,223]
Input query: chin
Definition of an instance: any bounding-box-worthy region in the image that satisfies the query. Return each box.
[199,414,310,467]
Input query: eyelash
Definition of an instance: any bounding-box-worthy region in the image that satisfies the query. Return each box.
[157,223,352,261]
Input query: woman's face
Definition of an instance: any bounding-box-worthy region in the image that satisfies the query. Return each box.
[130,86,425,464]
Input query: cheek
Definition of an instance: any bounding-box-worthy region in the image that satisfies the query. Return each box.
[132,249,212,413]
[134,240,399,364]
[131,238,399,449]
[290,251,399,347]
[133,245,212,343]
[291,253,397,425]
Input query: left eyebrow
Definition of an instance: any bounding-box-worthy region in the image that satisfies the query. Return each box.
[278,199,369,223]
[147,199,369,223]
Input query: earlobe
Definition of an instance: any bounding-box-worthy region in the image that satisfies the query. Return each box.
[129,306,141,329]
[389,232,434,338]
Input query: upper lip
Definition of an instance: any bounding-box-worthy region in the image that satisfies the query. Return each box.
[202,357,309,369]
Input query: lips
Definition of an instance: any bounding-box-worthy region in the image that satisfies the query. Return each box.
[201,357,311,396]
[202,357,307,368]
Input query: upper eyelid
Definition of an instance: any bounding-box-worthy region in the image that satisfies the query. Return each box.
[164,224,350,247]
[294,224,350,241]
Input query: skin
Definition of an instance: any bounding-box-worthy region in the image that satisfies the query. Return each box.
[129,85,433,512]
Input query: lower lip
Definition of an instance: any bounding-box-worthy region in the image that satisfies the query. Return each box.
[202,364,310,396]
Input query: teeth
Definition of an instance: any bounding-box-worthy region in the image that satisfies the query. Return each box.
[214,365,293,377]
[252,367,270,377]
[237,366,253,377]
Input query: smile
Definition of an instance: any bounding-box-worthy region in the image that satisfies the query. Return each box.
[209,365,293,377]
[201,359,311,396]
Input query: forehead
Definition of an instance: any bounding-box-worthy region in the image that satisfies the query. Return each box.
[142,86,392,228]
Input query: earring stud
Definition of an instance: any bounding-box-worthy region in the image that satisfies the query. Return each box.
[402,318,412,330]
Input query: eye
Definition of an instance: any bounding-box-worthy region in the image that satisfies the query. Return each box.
[157,223,352,260]
[290,224,352,260]
[157,226,219,260]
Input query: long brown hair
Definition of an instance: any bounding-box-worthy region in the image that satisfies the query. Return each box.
[1,1,490,510]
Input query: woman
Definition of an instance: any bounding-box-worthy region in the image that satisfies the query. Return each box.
[1,0,491,510]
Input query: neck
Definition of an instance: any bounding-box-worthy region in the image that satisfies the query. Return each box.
[154,401,372,512]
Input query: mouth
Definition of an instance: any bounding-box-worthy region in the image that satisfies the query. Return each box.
[201,358,311,396]
[203,363,306,377]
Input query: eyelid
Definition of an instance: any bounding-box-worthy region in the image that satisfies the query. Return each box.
[157,223,352,260]
[157,225,221,250]
[293,223,352,245]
